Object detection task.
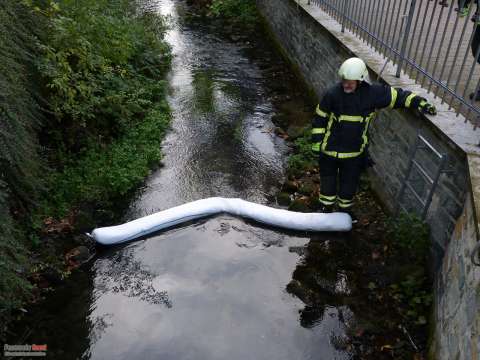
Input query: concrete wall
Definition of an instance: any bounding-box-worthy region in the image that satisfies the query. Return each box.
[257,0,480,358]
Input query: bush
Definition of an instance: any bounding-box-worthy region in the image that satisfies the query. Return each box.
[44,104,170,218]
[35,0,171,156]
[208,0,258,27]
[387,212,430,262]
[0,183,33,331]
[287,127,318,176]
[32,0,172,215]
[387,213,432,326]
[0,1,44,202]
[1,0,172,335]
[0,0,43,335]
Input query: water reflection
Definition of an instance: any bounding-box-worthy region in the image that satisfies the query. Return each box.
[126,0,286,215]
[286,230,387,356]
[94,246,172,307]
[85,218,351,360]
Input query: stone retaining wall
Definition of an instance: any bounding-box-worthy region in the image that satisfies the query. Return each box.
[256,0,480,358]
[430,190,480,359]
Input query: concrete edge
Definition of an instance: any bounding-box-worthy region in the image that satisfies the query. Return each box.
[468,154,480,238]
[291,0,480,241]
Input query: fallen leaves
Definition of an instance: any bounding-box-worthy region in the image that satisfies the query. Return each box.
[42,212,76,234]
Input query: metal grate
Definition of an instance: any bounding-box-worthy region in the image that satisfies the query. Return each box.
[306,0,480,129]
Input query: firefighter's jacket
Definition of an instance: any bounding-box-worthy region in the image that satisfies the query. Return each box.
[311,81,424,158]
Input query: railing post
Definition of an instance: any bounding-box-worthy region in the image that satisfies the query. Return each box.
[341,0,348,33]
[396,0,416,78]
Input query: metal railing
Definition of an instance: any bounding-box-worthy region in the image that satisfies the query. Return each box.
[307,0,480,129]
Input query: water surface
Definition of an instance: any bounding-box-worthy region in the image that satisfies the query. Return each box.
[9,2,355,359]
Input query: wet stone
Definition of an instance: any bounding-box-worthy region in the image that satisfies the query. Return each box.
[288,197,310,212]
[274,127,287,137]
[73,210,96,232]
[298,179,316,196]
[330,334,350,351]
[286,279,313,304]
[271,114,289,128]
[286,126,304,140]
[282,180,299,193]
[41,267,64,286]
[312,274,337,296]
[288,245,308,256]
[276,192,292,206]
[65,246,92,267]
[72,234,95,247]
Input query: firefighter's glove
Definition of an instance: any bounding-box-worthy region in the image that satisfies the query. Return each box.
[418,100,437,115]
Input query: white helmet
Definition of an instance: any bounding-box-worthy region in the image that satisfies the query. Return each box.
[338,57,369,81]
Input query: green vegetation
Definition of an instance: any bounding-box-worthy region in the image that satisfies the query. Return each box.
[43,105,170,218]
[208,0,258,27]
[387,213,432,326]
[0,190,33,322]
[1,0,171,334]
[1,0,44,331]
[35,0,171,158]
[388,212,430,259]
[286,127,318,176]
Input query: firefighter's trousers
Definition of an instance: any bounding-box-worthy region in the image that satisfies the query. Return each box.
[318,153,365,209]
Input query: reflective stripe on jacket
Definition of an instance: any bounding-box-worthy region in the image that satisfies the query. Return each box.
[311,82,423,158]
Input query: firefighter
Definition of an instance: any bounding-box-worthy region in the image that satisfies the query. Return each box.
[311,57,437,219]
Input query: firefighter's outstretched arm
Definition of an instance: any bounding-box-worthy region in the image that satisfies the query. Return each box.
[381,86,437,115]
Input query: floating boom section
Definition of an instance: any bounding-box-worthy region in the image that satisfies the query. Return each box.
[91,197,352,245]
